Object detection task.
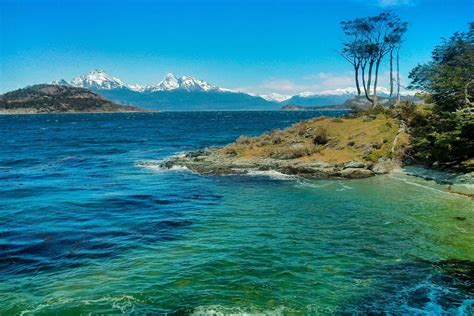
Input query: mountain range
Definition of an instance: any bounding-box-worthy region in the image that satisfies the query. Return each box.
[49,69,413,110]
[53,70,275,110]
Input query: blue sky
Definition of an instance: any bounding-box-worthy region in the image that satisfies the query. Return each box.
[1,0,473,94]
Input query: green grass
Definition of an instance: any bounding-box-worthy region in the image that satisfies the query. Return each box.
[220,114,408,164]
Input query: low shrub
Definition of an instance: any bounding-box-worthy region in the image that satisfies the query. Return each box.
[235,135,253,145]
[272,142,319,159]
[313,127,329,145]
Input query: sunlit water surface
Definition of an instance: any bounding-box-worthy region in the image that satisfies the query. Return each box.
[0,111,472,315]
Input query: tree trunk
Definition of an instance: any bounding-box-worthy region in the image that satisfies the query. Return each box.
[389,48,394,98]
[361,63,369,99]
[396,48,401,105]
[354,62,361,96]
[366,60,375,104]
[465,79,474,106]
[373,58,382,108]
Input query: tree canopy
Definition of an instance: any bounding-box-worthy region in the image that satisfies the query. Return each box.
[409,23,474,111]
[341,12,407,106]
[402,23,474,170]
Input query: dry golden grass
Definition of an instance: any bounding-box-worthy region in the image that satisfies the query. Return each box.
[219,114,403,164]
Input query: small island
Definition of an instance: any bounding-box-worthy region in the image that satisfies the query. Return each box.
[0,84,144,114]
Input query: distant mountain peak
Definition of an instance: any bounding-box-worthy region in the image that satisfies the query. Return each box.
[57,69,223,94]
[70,69,127,90]
[145,73,218,92]
[260,93,292,102]
[148,73,179,91]
[295,87,400,98]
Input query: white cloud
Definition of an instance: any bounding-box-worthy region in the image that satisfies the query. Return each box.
[377,0,416,7]
[351,0,418,8]
[317,72,354,90]
[239,72,355,95]
[260,79,308,93]
[235,71,408,96]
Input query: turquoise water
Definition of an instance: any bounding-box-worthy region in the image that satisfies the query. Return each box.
[0,112,472,315]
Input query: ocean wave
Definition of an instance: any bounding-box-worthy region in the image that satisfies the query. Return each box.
[83,294,140,314]
[190,304,291,316]
[19,297,73,316]
[135,160,190,173]
[245,169,296,180]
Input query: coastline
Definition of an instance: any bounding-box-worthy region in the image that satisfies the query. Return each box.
[154,147,398,179]
[0,109,155,115]
[150,151,474,198]
[157,113,408,179]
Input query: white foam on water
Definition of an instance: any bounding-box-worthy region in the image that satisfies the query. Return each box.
[245,169,296,180]
[294,179,353,191]
[136,160,190,173]
[81,294,141,313]
[336,183,353,191]
[388,174,467,198]
[169,165,190,171]
[19,297,73,316]
[135,157,191,172]
[174,151,188,158]
[191,304,290,316]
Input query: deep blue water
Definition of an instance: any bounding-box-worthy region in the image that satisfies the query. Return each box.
[0,111,472,315]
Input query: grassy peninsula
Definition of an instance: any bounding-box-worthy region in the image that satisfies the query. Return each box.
[158,111,409,179]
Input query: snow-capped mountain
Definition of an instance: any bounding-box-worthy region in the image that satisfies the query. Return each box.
[260,93,292,102]
[283,87,358,107]
[295,86,397,98]
[55,70,275,110]
[297,87,359,97]
[145,73,218,92]
[68,70,221,93]
[70,69,128,90]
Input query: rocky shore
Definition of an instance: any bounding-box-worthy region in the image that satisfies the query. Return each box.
[157,147,399,179]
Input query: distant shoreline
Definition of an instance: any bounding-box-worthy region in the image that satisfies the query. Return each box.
[0,109,351,115]
[281,104,352,111]
[0,109,155,115]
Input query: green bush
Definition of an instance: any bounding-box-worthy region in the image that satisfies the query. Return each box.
[408,109,474,170]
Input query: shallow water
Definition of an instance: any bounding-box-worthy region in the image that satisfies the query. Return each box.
[0,111,472,315]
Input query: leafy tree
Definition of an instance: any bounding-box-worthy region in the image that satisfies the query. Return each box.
[404,23,474,170]
[409,23,474,111]
[341,13,407,107]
